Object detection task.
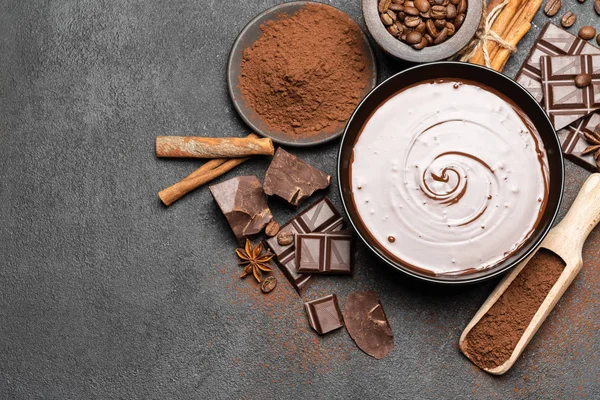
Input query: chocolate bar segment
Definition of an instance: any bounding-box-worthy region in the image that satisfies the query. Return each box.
[209,176,273,243]
[304,294,344,335]
[263,148,331,207]
[540,54,600,130]
[296,232,353,274]
[265,197,344,294]
[558,111,600,171]
[515,23,600,104]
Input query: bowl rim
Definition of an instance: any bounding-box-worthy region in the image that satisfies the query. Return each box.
[227,1,378,147]
[337,61,565,285]
[362,0,483,63]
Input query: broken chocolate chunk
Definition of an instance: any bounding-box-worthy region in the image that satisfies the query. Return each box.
[304,294,344,335]
[263,148,331,207]
[209,176,273,243]
[343,291,394,360]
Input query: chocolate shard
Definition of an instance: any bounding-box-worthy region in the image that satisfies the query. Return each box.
[263,148,331,207]
[558,111,600,171]
[296,231,353,274]
[343,291,394,360]
[515,23,600,105]
[540,54,600,130]
[209,176,273,242]
[265,197,345,294]
[304,294,344,335]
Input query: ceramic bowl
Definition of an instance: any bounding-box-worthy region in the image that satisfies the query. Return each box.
[337,62,565,284]
[362,0,483,63]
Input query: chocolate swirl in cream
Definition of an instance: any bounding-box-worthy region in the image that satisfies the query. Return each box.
[351,80,549,276]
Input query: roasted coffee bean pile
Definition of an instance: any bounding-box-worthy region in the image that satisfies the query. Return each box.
[378,0,467,50]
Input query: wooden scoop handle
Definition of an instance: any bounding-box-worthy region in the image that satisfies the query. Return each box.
[460,173,600,375]
[552,173,600,251]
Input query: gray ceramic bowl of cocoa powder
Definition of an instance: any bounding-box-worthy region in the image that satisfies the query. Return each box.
[363,0,483,63]
[227,1,378,147]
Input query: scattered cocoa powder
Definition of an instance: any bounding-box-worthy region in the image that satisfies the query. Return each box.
[239,4,372,136]
[463,249,565,370]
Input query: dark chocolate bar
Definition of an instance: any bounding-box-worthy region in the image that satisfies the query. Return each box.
[304,294,344,335]
[540,54,600,130]
[263,148,331,207]
[296,231,353,274]
[265,197,344,294]
[558,111,600,171]
[515,23,600,104]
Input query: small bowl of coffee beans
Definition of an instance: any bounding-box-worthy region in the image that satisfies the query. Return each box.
[363,0,483,62]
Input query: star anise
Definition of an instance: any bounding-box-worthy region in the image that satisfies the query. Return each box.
[236,239,274,283]
[582,124,600,169]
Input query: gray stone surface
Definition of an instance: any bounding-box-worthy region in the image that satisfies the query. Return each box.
[0,0,598,399]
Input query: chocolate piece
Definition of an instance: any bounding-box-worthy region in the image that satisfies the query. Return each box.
[265,197,344,294]
[209,176,273,242]
[304,294,344,335]
[540,54,600,130]
[558,111,600,171]
[263,148,331,207]
[296,231,353,274]
[343,291,394,359]
[515,23,600,104]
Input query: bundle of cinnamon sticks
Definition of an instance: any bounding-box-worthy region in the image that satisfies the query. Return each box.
[157,133,273,206]
[468,0,542,72]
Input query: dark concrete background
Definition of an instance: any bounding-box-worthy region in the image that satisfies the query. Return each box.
[1,0,598,398]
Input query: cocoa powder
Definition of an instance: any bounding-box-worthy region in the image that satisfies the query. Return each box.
[239,4,371,136]
[463,249,565,370]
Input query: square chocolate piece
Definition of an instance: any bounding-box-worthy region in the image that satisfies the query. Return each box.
[263,148,331,207]
[515,23,600,104]
[304,294,344,335]
[558,111,600,171]
[540,54,600,130]
[265,197,344,294]
[209,176,273,243]
[296,232,353,274]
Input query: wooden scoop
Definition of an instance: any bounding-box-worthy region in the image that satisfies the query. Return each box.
[459,173,600,375]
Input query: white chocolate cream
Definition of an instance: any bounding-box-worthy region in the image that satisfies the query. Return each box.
[351,80,549,276]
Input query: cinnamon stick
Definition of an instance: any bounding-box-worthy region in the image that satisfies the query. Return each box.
[156,136,274,158]
[159,157,250,206]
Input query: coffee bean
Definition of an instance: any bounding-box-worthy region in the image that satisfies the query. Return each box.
[433,0,446,5]
[265,221,280,237]
[406,31,423,44]
[544,0,561,16]
[404,6,420,15]
[387,9,398,20]
[446,3,457,19]
[577,0,585,2]
[260,276,277,293]
[434,27,448,44]
[560,12,576,28]
[446,22,456,36]
[579,26,596,40]
[454,13,465,29]
[379,0,392,12]
[431,5,447,19]
[416,21,427,34]
[415,0,431,12]
[575,73,592,88]
[404,15,422,27]
[392,0,404,3]
[457,0,467,13]
[405,0,415,6]
[424,33,434,45]
[596,0,600,15]
[449,0,460,4]
[277,231,294,246]
[597,33,600,46]
[426,19,438,36]
[387,23,400,36]
[398,11,406,21]
[413,37,428,49]
[381,13,394,25]
[434,19,447,30]
[420,10,432,18]
[389,3,405,11]
[395,21,405,34]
